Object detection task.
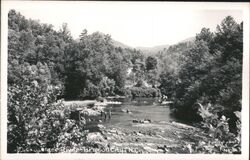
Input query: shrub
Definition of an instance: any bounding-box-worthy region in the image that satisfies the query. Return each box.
[78,83,101,100]
[187,103,241,154]
[8,82,88,153]
[7,62,88,153]
[129,87,160,98]
[123,88,132,98]
[8,82,58,152]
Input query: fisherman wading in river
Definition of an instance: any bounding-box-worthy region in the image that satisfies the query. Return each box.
[100,107,112,121]
[108,107,112,120]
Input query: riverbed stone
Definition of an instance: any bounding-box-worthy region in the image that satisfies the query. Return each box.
[136,132,143,136]
[143,146,158,153]
[86,132,106,143]
[143,120,150,124]
[132,120,139,123]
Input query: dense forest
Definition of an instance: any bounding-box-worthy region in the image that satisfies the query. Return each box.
[7,9,242,153]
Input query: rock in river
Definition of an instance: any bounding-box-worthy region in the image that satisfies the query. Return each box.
[132,119,152,124]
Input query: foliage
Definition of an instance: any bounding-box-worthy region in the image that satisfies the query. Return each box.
[8,62,58,152]
[145,56,157,71]
[7,62,88,153]
[195,28,214,47]
[158,16,242,128]
[159,70,178,99]
[7,9,149,153]
[7,9,243,154]
[63,30,142,99]
[129,87,160,98]
[8,9,72,97]
[157,41,193,75]
[8,86,88,153]
[8,9,145,101]
[188,103,241,154]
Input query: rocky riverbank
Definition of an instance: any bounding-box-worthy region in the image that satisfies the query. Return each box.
[83,120,210,153]
[62,100,108,116]
[61,100,210,153]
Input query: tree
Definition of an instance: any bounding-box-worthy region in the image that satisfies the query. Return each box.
[173,40,212,121]
[163,16,243,127]
[159,70,178,99]
[212,16,243,61]
[145,56,157,71]
[195,28,214,48]
[59,23,72,43]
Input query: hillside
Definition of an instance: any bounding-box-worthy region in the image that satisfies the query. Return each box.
[136,44,170,55]
[135,37,194,56]
[179,36,195,43]
[111,39,132,49]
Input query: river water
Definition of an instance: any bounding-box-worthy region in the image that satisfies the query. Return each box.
[85,97,178,132]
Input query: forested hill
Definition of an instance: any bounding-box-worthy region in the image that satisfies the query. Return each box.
[112,39,133,49]
[136,44,170,56]
[135,37,195,56]
[8,9,146,100]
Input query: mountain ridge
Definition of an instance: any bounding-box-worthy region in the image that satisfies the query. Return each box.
[111,36,195,55]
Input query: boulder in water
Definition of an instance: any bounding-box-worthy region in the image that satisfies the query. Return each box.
[132,119,139,123]
[97,124,105,130]
[144,119,151,123]
[122,108,132,113]
[132,119,152,124]
[143,120,150,124]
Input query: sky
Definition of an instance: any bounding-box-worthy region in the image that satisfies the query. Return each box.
[3,1,244,48]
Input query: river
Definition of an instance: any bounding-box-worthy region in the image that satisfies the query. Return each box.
[75,98,206,153]
[85,97,179,133]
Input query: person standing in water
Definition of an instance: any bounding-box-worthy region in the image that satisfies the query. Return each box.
[108,107,112,120]
[104,111,107,121]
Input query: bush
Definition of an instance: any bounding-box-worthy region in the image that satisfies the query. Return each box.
[8,82,57,152]
[188,103,241,154]
[8,82,88,153]
[78,83,101,100]
[123,88,132,98]
[129,87,160,98]
[7,62,88,153]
